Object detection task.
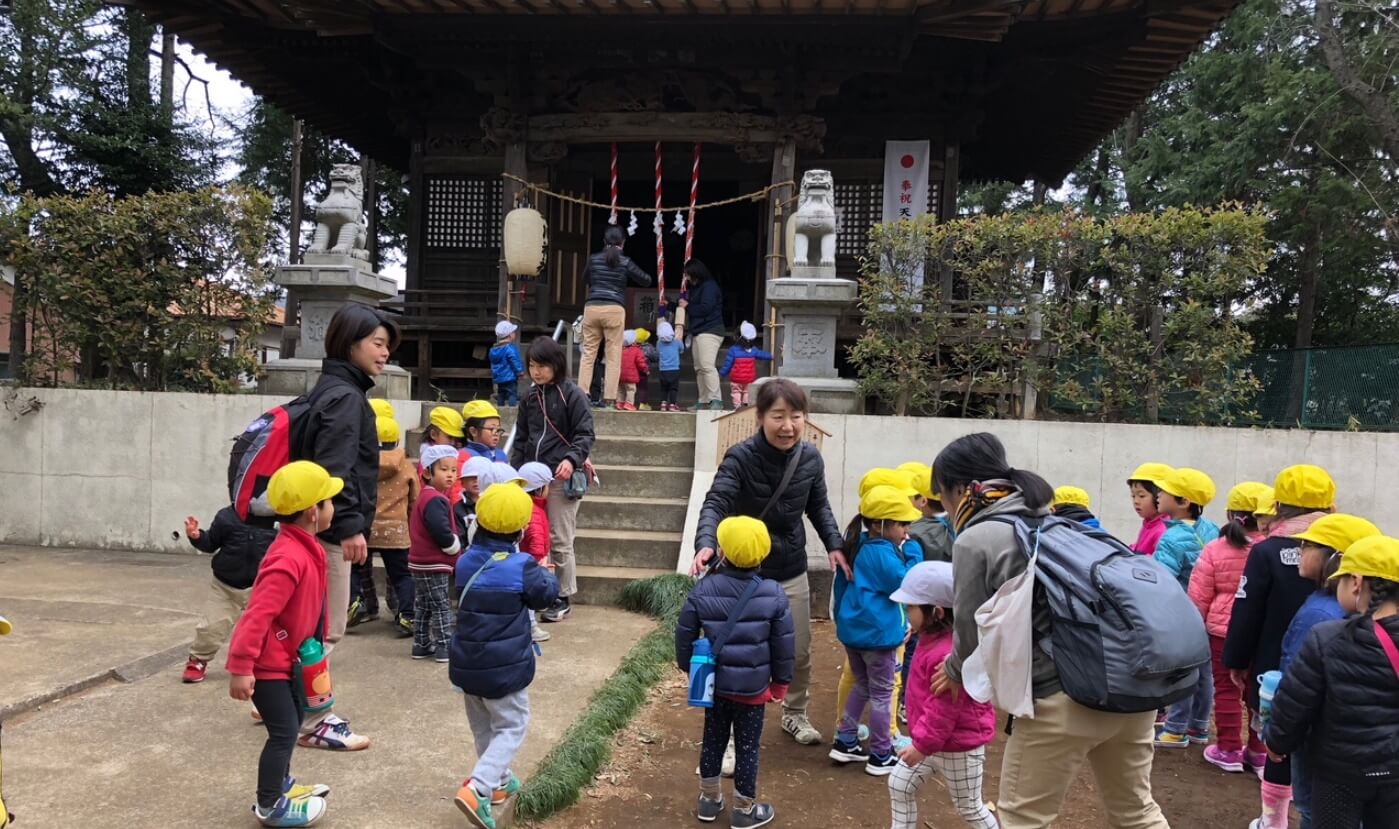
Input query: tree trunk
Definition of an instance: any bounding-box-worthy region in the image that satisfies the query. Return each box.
[159,29,175,125]
[1120,109,1146,212]
[1084,145,1111,208]
[123,8,154,113]
[1,15,61,196]
[1316,0,1399,161]
[8,270,27,381]
[1285,223,1324,422]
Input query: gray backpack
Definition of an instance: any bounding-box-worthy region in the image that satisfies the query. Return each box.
[992,515,1210,714]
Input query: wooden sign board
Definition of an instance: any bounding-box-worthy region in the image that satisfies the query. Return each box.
[712,407,830,466]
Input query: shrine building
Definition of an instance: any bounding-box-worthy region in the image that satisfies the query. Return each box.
[123,0,1236,399]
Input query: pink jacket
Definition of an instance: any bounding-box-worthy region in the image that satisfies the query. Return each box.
[1133,514,1168,556]
[906,631,996,755]
[1188,534,1258,637]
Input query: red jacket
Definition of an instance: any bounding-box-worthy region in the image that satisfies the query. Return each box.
[520,495,552,564]
[225,524,328,681]
[1190,533,1259,638]
[906,631,996,755]
[619,344,649,384]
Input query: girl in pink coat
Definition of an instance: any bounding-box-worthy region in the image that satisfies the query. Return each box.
[887,562,997,829]
[1188,482,1268,773]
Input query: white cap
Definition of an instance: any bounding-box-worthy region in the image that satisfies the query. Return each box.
[460,455,494,481]
[420,444,458,471]
[495,320,519,339]
[658,321,676,341]
[739,321,758,341]
[519,461,554,494]
[480,461,526,490]
[623,329,637,345]
[890,561,955,608]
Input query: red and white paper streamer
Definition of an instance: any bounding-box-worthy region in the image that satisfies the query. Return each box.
[684,143,701,265]
[654,141,665,294]
[608,142,619,225]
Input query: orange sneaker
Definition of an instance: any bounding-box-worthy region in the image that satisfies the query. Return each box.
[454,781,496,829]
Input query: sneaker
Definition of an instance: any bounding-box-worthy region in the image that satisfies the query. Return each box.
[182,656,208,683]
[730,802,775,829]
[1203,745,1246,773]
[722,739,736,778]
[435,648,450,664]
[1188,728,1211,745]
[298,715,370,751]
[1244,748,1267,770]
[638,403,653,411]
[345,597,366,628]
[1154,729,1190,749]
[491,774,522,806]
[783,713,823,746]
[531,625,551,643]
[283,776,331,801]
[540,598,572,623]
[828,737,868,764]
[411,644,435,660]
[253,795,326,827]
[697,794,726,823]
[395,612,414,637]
[865,751,899,776]
[454,781,496,829]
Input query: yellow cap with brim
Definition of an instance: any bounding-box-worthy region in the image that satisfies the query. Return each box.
[718,516,772,569]
[476,482,534,535]
[369,399,395,419]
[1226,482,1269,513]
[1253,486,1277,516]
[267,461,344,516]
[861,485,924,523]
[859,468,919,500]
[897,462,937,502]
[1153,467,1217,507]
[1331,535,1399,583]
[0,614,11,635]
[461,400,501,422]
[377,416,401,446]
[1292,514,1381,553]
[1128,462,1174,484]
[1273,464,1337,511]
[1054,486,1092,509]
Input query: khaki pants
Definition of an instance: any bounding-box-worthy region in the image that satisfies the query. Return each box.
[692,333,723,406]
[301,540,352,732]
[778,573,812,716]
[578,304,626,402]
[546,480,582,598]
[189,576,251,661]
[997,692,1170,829]
[619,382,637,405]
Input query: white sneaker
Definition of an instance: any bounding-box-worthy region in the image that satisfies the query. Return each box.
[298,714,370,751]
[722,738,736,777]
[781,713,823,745]
[531,625,551,643]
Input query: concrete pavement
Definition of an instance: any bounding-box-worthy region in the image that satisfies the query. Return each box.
[0,544,654,827]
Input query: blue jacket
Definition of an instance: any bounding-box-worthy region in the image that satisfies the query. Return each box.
[656,337,685,372]
[1156,517,1221,590]
[676,566,795,698]
[463,441,508,464]
[833,537,916,650]
[719,343,774,383]
[686,279,724,336]
[1280,592,1345,675]
[489,342,525,385]
[448,534,559,698]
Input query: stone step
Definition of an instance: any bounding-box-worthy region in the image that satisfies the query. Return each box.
[588,408,698,438]
[573,564,677,607]
[592,464,693,499]
[591,434,695,468]
[577,496,689,532]
[574,527,684,569]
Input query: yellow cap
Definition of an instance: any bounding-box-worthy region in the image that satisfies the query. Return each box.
[377,416,401,445]
[1331,535,1399,583]
[1253,486,1277,516]
[861,485,924,523]
[896,462,937,502]
[476,482,534,535]
[267,461,344,516]
[0,614,11,635]
[461,400,501,422]
[1154,467,1217,507]
[1128,462,1175,484]
[1054,486,1092,509]
[1226,482,1269,513]
[859,468,918,500]
[717,516,772,568]
[635,328,651,344]
[369,399,395,419]
[428,406,465,439]
[1273,464,1336,510]
[1293,514,1381,553]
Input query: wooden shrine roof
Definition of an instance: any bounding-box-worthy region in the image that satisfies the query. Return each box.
[117,0,1238,182]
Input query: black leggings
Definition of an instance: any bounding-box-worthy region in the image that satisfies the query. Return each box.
[661,371,681,406]
[252,679,304,809]
[700,699,765,799]
[1313,774,1399,829]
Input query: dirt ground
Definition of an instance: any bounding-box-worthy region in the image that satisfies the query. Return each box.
[539,619,1263,828]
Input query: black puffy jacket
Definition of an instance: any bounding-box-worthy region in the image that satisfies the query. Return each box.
[685,278,725,336]
[509,380,595,471]
[1224,529,1320,705]
[190,505,277,590]
[582,251,653,306]
[696,432,843,583]
[1265,615,1399,783]
[676,566,795,698]
[291,358,378,543]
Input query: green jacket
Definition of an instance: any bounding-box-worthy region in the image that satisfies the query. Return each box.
[908,515,954,563]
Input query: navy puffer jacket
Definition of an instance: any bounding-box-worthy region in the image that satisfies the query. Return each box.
[676,566,795,698]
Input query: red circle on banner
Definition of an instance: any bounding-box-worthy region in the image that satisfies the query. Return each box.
[900,154,916,169]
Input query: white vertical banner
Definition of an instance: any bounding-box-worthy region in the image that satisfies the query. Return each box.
[882,140,930,224]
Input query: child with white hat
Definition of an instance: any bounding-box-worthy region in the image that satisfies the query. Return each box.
[718,322,773,410]
[490,320,525,407]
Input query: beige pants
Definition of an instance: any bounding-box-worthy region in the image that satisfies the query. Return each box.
[619,383,637,404]
[692,333,723,406]
[546,480,582,598]
[997,692,1170,829]
[778,572,813,716]
[301,539,352,732]
[578,304,626,402]
[189,576,251,661]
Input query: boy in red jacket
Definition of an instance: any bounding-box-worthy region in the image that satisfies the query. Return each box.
[719,322,773,410]
[519,462,555,643]
[616,329,649,411]
[226,461,339,828]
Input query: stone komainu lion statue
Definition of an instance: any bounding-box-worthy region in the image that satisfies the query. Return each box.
[788,169,837,271]
[307,163,368,260]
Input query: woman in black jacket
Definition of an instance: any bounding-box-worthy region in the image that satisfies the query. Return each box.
[510,337,596,622]
[691,379,844,747]
[578,225,653,408]
[290,303,399,752]
[679,259,725,411]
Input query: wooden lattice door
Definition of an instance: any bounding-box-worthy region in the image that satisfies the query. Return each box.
[547,173,594,325]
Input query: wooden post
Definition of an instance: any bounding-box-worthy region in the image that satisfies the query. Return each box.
[765,138,796,370]
[405,139,424,291]
[1145,305,1164,423]
[1021,292,1044,420]
[361,156,379,273]
[283,118,305,360]
[500,142,527,319]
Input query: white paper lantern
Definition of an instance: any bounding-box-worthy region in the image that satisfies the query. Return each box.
[503,206,548,277]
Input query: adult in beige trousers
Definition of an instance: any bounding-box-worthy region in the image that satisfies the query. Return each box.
[578,225,654,405]
[678,259,726,410]
[931,433,1170,829]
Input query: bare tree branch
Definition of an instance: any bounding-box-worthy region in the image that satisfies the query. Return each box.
[1315,0,1399,160]
[149,46,217,136]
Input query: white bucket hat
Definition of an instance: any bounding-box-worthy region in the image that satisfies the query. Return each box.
[890,561,955,608]
[739,321,758,341]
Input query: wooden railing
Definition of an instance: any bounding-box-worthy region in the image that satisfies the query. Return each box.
[380,289,501,331]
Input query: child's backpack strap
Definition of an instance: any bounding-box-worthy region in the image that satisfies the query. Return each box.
[460,551,511,597]
[706,576,764,659]
[1375,620,1399,682]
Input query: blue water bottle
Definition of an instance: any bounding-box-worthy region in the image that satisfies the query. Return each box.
[1257,670,1283,723]
[688,636,715,708]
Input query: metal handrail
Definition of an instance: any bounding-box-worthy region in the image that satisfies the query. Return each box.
[502,318,567,458]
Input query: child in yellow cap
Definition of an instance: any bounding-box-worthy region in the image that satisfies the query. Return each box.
[899,462,953,564]
[1127,462,1174,555]
[226,461,340,828]
[1051,485,1102,530]
[676,516,794,829]
[1266,535,1399,828]
[450,484,560,829]
[460,400,508,464]
[355,416,419,636]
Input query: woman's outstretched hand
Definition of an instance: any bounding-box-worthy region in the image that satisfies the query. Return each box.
[828,549,852,581]
[931,661,961,698]
[691,547,716,576]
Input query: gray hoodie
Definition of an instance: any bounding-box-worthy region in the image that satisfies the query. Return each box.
[942,491,1063,701]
